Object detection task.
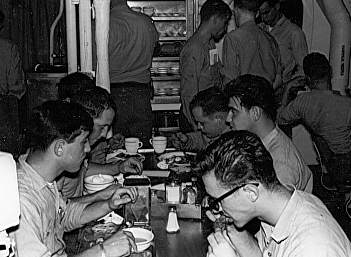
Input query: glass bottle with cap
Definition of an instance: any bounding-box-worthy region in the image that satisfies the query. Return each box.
[165,177,181,204]
[182,182,196,205]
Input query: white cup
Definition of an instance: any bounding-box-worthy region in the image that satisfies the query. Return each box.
[125,137,143,153]
[149,136,167,154]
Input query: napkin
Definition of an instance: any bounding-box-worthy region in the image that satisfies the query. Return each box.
[98,212,124,225]
[0,152,20,231]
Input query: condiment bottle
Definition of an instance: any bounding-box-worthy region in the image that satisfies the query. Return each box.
[182,182,196,205]
[166,180,181,204]
[166,206,180,233]
[191,177,198,194]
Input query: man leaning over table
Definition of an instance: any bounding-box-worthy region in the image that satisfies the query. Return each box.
[14,100,138,257]
[170,87,230,152]
[199,131,351,257]
[224,74,313,192]
[57,76,142,198]
[221,0,282,89]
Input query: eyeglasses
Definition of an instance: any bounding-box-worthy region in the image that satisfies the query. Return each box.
[207,183,259,212]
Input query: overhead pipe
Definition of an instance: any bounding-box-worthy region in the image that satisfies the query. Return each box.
[93,0,111,91]
[65,0,78,73]
[49,0,64,66]
[79,0,93,73]
[317,0,351,95]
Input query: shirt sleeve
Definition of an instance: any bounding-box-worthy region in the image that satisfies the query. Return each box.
[282,227,350,257]
[290,29,308,68]
[7,43,25,99]
[222,34,240,84]
[63,198,89,231]
[273,160,299,189]
[180,45,203,97]
[180,46,203,128]
[15,194,62,257]
[277,96,305,125]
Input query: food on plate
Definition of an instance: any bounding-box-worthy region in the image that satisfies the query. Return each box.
[91,222,119,234]
[106,149,145,163]
[157,151,194,172]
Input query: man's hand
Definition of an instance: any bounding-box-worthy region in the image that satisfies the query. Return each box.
[94,184,122,200]
[103,230,137,257]
[170,132,189,150]
[207,230,238,257]
[108,187,138,210]
[108,133,125,152]
[224,225,261,257]
[115,157,143,175]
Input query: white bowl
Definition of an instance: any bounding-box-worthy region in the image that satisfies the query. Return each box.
[84,183,112,190]
[84,174,114,185]
[123,227,154,252]
[84,184,112,194]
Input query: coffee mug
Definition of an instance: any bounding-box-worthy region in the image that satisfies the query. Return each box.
[125,138,143,153]
[149,136,167,154]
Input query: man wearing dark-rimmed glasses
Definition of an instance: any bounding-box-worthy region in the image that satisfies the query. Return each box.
[198,130,351,257]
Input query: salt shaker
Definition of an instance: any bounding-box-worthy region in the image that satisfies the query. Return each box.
[166,206,180,233]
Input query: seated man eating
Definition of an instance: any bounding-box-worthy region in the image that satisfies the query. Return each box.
[199,130,351,257]
[57,76,142,198]
[15,100,138,257]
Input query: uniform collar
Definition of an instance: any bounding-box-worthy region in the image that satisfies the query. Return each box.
[270,189,299,243]
[18,154,52,191]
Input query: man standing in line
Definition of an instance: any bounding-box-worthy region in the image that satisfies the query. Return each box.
[258,0,308,83]
[0,10,26,156]
[180,0,231,131]
[108,0,159,146]
[221,0,282,89]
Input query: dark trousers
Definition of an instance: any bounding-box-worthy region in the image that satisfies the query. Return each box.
[313,135,351,192]
[110,82,153,147]
[0,95,21,157]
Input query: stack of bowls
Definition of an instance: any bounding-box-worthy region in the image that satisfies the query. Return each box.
[84,174,114,194]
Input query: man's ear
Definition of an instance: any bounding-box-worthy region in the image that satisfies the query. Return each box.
[54,140,65,157]
[243,184,259,202]
[249,106,262,121]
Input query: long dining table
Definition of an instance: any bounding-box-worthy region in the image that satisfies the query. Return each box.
[64,150,211,257]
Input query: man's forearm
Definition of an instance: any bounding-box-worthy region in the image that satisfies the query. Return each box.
[79,200,113,225]
[86,162,120,177]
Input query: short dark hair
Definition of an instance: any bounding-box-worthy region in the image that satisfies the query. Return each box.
[26,101,93,152]
[303,52,331,82]
[57,72,95,101]
[71,86,116,119]
[198,130,280,189]
[234,0,262,13]
[261,0,279,7]
[224,74,277,122]
[190,87,229,117]
[200,0,232,23]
